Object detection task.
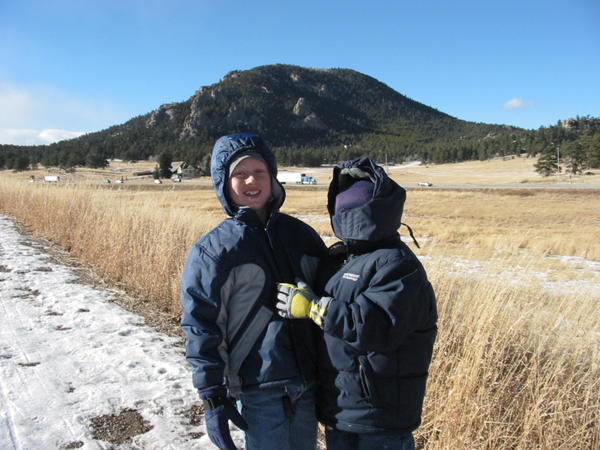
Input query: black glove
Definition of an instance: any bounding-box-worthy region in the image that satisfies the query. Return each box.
[202,390,247,450]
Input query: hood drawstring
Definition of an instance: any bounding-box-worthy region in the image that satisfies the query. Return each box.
[401,222,421,249]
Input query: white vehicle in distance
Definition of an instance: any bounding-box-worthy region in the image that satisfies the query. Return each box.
[417,181,433,187]
[277,171,317,185]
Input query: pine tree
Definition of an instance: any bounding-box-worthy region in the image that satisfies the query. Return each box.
[14,155,30,171]
[158,152,173,178]
[534,146,559,177]
[85,153,108,169]
[563,141,586,174]
[582,131,600,169]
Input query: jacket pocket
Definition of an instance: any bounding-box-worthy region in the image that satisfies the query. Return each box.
[358,355,381,408]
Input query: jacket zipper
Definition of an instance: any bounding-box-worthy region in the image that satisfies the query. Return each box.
[359,361,372,401]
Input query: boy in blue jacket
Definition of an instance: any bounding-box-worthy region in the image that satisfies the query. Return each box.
[180,133,326,450]
[276,157,437,450]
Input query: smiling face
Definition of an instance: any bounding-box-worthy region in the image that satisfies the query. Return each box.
[227,156,272,222]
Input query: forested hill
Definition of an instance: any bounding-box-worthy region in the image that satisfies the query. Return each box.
[1,64,599,171]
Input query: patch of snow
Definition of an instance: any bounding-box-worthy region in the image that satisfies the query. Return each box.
[0,215,240,449]
[540,279,600,296]
[421,255,600,298]
[545,254,600,272]
[389,161,422,169]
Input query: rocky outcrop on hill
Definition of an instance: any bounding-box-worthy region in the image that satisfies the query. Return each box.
[293,97,310,116]
[291,98,326,129]
[145,104,178,128]
[178,86,265,139]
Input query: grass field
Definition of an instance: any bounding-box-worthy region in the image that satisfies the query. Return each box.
[1,156,598,448]
[8,154,600,187]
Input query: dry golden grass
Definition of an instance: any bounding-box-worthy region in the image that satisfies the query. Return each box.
[406,189,600,261]
[387,155,600,186]
[0,181,220,314]
[1,157,599,448]
[285,155,600,186]
[419,258,598,449]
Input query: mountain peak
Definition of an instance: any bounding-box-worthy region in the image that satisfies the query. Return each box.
[143,64,459,148]
[2,64,530,167]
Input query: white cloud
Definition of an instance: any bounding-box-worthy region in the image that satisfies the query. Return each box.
[0,80,125,144]
[504,97,535,110]
[39,128,86,144]
[0,128,85,146]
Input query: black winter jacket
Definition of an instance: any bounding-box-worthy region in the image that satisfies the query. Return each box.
[317,157,437,434]
[180,134,326,397]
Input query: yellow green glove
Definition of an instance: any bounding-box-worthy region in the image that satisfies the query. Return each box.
[276,282,332,328]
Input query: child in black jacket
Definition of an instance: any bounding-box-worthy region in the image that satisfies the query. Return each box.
[276,157,437,450]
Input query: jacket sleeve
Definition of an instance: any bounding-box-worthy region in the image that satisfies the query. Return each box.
[180,242,227,395]
[323,255,437,354]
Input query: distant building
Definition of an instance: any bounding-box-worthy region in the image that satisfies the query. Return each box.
[171,161,198,178]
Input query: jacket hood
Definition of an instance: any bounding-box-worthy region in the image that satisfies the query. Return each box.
[327,157,405,242]
[210,133,285,219]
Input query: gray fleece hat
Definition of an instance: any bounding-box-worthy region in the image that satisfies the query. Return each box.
[228,151,266,177]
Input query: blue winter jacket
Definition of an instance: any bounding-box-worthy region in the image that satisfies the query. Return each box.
[318,157,438,434]
[180,134,326,397]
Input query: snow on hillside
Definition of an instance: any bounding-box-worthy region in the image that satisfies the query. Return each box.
[0,215,243,449]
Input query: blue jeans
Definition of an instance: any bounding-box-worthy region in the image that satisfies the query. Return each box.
[325,428,415,450]
[238,383,317,450]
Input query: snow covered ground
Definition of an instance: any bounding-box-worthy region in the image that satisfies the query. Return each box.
[0,215,242,449]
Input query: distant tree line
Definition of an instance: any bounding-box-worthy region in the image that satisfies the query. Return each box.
[1,116,599,174]
[272,117,600,172]
[532,117,600,176]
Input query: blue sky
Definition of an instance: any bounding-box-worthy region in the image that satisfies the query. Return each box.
[1,0,599,146]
